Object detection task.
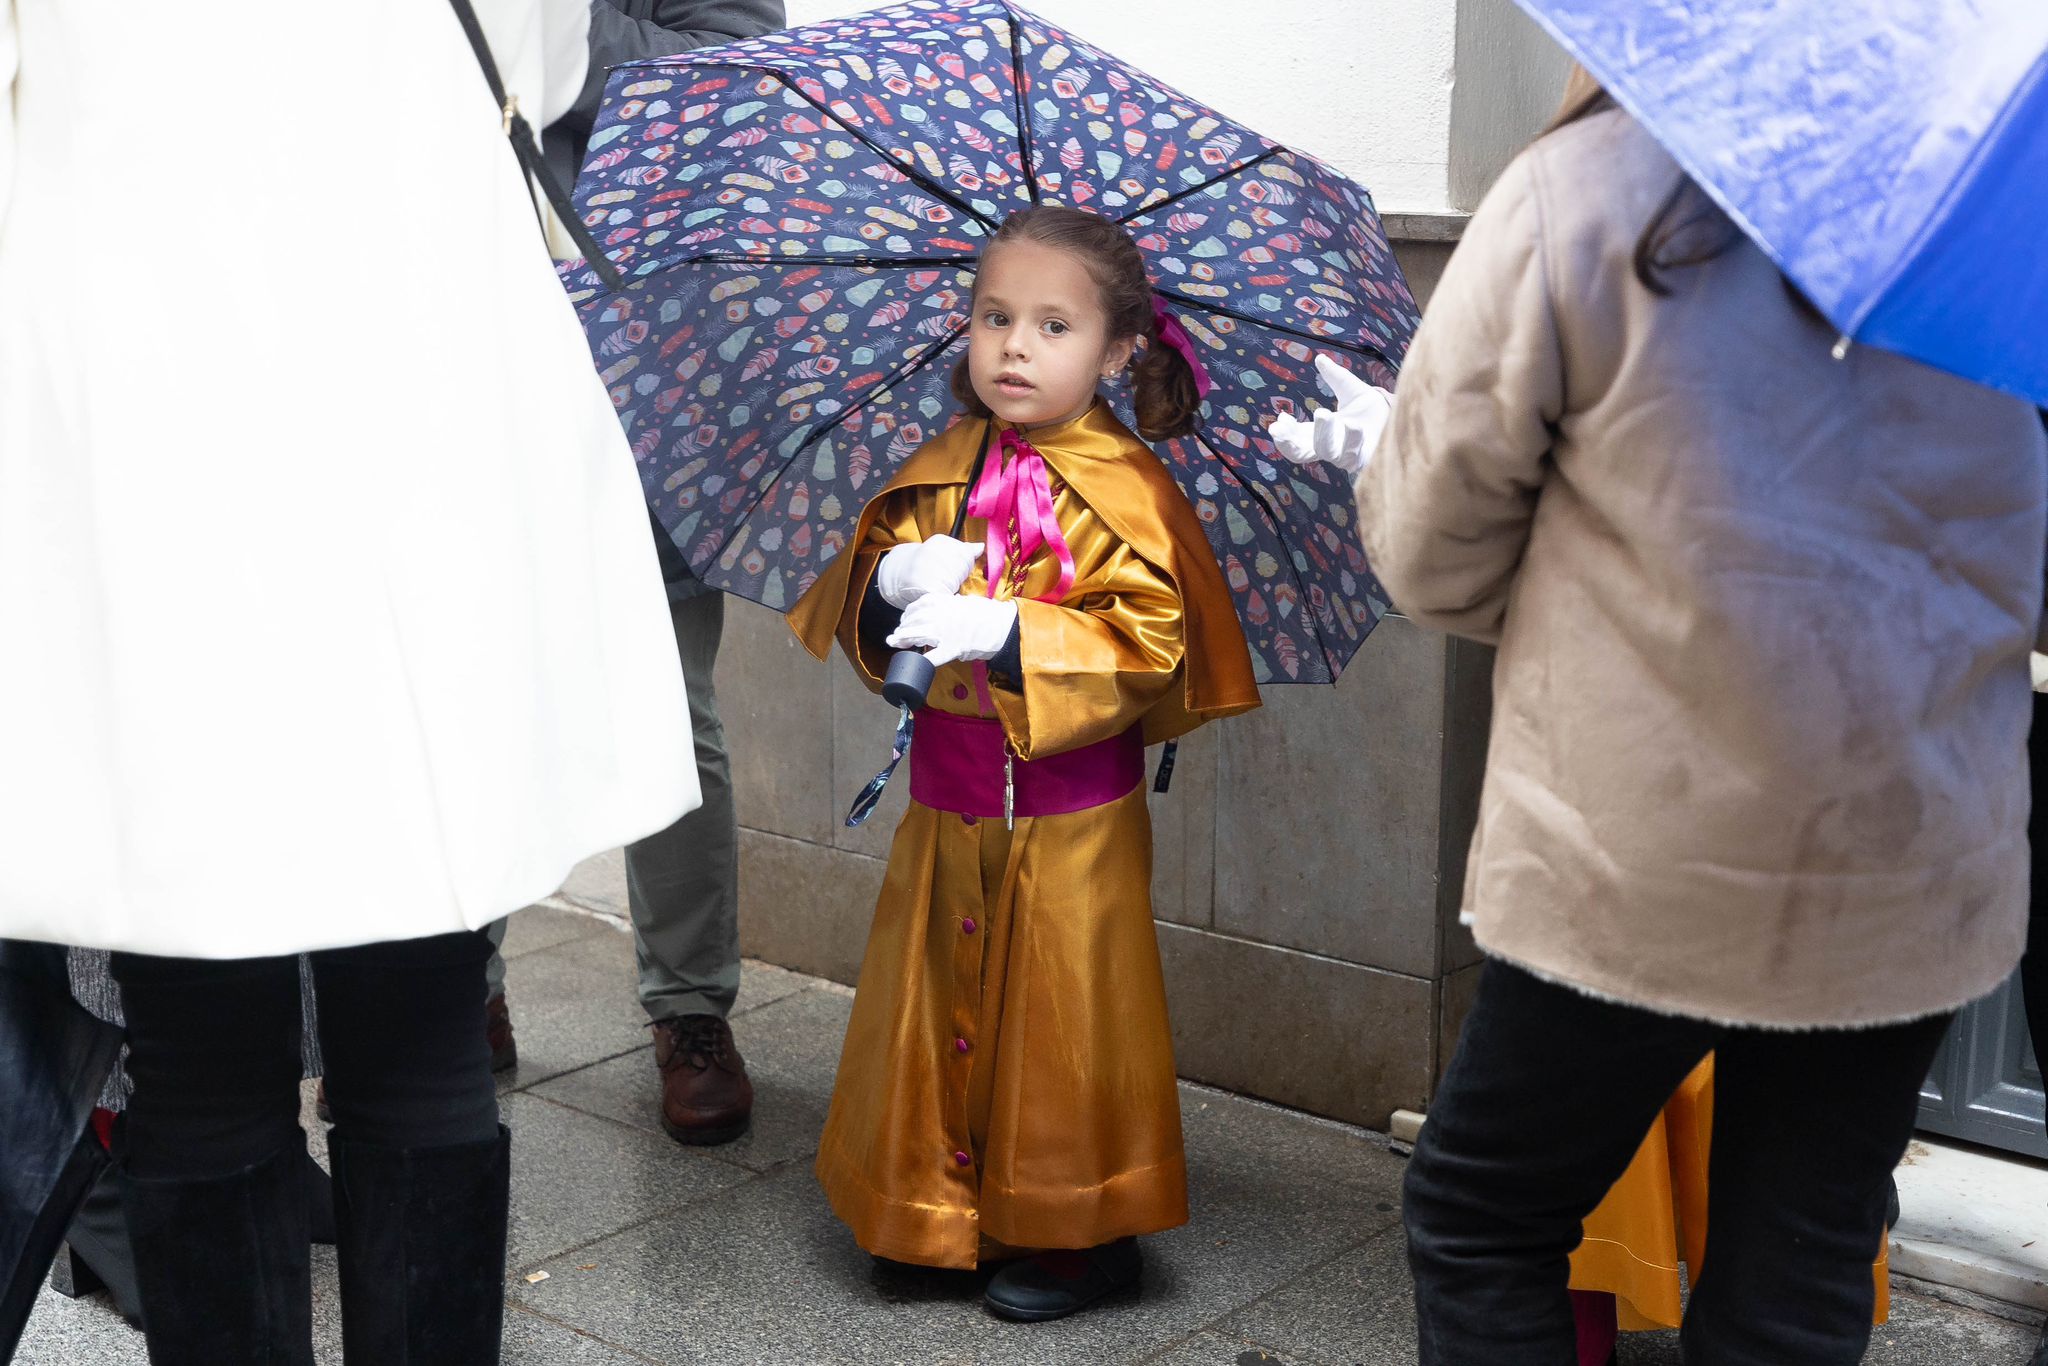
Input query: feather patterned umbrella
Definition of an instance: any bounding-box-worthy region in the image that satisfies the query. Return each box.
[562,0,1421,683]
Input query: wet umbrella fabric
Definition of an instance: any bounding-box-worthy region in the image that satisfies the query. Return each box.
[1512,0,2048,407]
[561,0,1420,684]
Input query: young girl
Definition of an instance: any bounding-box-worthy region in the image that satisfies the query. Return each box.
[787,206,1259,1322]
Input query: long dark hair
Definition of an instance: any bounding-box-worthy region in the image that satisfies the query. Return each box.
[1544,65,1743,298]
[951,205,1203,441]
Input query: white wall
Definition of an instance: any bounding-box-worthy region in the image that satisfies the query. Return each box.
[780,0,1463,212]
[1449,0,1573,209]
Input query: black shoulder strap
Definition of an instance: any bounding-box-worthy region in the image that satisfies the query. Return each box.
[446,0,627,292]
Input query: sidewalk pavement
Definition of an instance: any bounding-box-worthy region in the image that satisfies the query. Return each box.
[18,882,2046,1364]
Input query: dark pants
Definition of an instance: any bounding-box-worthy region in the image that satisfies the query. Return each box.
[2020,691,2048,1096]
[1405,959,1951,1366]
[109,932,500,1179]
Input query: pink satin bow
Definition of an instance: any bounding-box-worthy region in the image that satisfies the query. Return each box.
[1151,296,1214,399]
[967,427,1077,605]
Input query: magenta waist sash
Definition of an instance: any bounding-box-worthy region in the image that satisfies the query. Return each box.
[909,710,1143,819]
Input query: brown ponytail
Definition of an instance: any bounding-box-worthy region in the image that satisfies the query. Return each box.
[1130,318,1203,441]
[953,205,1206,441]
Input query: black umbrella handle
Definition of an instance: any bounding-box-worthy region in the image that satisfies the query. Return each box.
[878,421,998,708]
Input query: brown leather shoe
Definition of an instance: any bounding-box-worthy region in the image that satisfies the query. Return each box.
[652,1014,753,1146]
[485,992,518,1074]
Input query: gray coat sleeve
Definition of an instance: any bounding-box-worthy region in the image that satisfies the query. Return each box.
[1354,152,1563,646]
[544,0,785,194]
[570,0,786,131]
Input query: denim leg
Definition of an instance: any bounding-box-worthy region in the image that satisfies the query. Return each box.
[1681,1011,1952,1365]
[1404,959,1715,1366]
[107,951,304,1179]
[309,931,499,1150]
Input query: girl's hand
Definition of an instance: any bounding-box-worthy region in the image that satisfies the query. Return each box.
[1268,355,1394,475]
[876,535,985,609]
[886,595,1019,667]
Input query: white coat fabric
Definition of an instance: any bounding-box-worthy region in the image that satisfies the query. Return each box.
[0,0,698,958]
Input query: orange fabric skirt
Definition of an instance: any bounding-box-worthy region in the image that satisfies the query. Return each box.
[815,787,1187,1269]
[1569,1056,1890,1330]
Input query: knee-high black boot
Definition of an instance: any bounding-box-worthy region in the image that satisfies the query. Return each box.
[121,1140,315,1366]
[59,1135,338,1331]
[329,1124,510,1366]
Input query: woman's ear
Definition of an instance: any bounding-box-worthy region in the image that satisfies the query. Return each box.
[1100,336,1137,379]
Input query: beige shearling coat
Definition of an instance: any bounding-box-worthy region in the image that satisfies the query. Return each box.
[1358,109,2048,1028]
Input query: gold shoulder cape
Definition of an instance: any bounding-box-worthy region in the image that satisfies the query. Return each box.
[788,401,1259,743]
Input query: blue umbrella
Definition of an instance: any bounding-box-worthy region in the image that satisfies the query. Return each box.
[1511,0,2048,407]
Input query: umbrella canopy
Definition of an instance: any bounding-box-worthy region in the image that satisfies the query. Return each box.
[562,0,1420,684]
[1512,0,2048,407]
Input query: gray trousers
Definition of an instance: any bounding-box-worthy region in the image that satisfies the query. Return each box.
[483,590,740,1021]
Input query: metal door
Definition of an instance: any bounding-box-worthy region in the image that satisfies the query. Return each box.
[1917,967,2048,1159]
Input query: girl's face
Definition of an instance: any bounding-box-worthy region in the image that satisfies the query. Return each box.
[967,238,1136,430]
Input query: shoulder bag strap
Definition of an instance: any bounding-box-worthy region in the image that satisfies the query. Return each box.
[445,0,627,291]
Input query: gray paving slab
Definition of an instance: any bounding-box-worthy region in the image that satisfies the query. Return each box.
[498,929,654,1089]
[311,1245,342,1362]
[509,1076,1405,1366]
[505,1306,664,1364]
[19,952,2047,1366]
[20,1248,657,1366]
[555,849,631,918]
[1611,1286,2039,1365]
[1140,1335,1301,1365]
[506,1163,882,1364]
[1215,1226,1414,1365]
[732,959,818,1018]
[1864,1292,2038,1366]
[529,986,851,1176]
[1179,1087,1408,1202]
[502,903,614,960]
[13,1281,149,1366]
[504,1092,754,1272]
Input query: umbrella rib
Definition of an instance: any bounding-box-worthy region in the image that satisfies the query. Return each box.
[1002,5,1043,205]
[756,71,1003,233]
[1156,288,1399,374]
[1192,429,1342,682]
[681,253,977,269]
[704,320,971,578]
[1114,147,1286,226]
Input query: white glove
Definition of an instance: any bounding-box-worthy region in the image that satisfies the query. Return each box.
[875,535,984,609]
[1267,354,1395,475]
[887,594,1019,667]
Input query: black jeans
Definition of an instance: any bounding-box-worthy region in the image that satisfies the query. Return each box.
[109,932,499,1179]
[2019,691,2048,1098]
[1405,959,1951,1365]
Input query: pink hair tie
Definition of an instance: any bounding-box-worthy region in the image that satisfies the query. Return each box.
[1150,295,1214,400]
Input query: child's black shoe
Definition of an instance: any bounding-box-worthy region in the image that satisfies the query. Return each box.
[982,1236,1141,1322]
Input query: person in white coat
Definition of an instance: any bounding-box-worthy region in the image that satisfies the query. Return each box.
[0,2,697,1361]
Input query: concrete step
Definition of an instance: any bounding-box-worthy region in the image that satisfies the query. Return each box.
[1892,1137,2048,1315]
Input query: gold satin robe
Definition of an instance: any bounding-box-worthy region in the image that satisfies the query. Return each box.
[789,401,1258,1268]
